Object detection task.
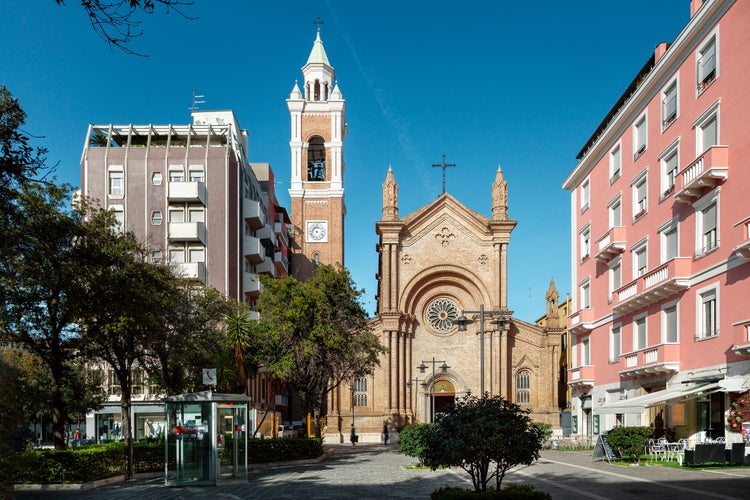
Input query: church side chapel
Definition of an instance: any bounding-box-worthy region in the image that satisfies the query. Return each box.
[324,166,564,443]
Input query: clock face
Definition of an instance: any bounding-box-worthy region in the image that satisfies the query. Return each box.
[306,221,327,242]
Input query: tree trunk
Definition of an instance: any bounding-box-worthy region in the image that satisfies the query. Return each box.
[51,383,67,450]
[120,373,134,480]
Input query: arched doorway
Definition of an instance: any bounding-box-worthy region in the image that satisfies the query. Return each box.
[432,380,456,419]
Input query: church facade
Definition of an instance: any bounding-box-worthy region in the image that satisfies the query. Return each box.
[323,167,564,443]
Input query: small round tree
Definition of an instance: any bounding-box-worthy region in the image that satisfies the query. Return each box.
[420,394,550,492]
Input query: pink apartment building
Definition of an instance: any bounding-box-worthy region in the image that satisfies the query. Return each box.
[563,0,750,446]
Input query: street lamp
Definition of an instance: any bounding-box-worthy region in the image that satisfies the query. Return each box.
[417,358,449,422]
[454,304,509,398]
[405,377,427,423]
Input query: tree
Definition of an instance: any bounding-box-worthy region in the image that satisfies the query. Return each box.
[257,265,386,436]
[0,182,90,449]
[421,394,549,492]
[142,283,235,395]
[54,0,195,56]
[73,208,175,479]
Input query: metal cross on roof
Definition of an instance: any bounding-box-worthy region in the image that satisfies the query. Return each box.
[432,154,456,194]
[313,17,324,32]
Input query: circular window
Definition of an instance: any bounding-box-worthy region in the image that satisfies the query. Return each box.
[426,298,459,332]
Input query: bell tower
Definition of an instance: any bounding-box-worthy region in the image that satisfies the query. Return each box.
[287,25,347,280]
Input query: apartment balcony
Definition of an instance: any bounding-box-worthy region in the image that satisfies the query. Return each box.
[244,235,263,264]
[257,224,275,244]
[613,257,692,315]
[594,226,627,262]
[569,308,596,335]
[244,272,261,298]
[274,221,289,246]
[734,238,750,260]
[168,181,207,204]
[274,251,289,275]
[568,365,595,389]
[674,146,729,204]
[619,343,680,378]
[248,310,260,321]
[174,262,207,283]
[168,222,207,244]
[256,258,278,278]
[243,199,266,230]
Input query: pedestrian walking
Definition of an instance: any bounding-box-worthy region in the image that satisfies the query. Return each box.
[382,423,389,445]
[350,423,357,447]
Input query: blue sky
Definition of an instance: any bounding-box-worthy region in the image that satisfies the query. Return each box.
[1,1,690,322]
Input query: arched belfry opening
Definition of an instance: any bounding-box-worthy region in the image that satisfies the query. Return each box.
[307,136,326,181]
[313,79,321,101]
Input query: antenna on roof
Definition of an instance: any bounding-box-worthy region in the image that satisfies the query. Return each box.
[189,89,206,112]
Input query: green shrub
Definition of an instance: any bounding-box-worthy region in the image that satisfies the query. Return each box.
[431,484,551,499]
[247,437,323,464]
[398,423,432,463]
[605,426,653,463]
[12,441,164,484]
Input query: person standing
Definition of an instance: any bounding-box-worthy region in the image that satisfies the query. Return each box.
[350,423,357,447]
[382,423,389,445]
[73,427,82,446]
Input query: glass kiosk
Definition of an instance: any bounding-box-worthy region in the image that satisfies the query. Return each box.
[164,391,251,486]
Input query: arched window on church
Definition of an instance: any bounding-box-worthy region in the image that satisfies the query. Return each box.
[314,79,321,101]
[353,377,367,407]
[516,370,531,404]
[313,253,320,269]
[307,136,326,181]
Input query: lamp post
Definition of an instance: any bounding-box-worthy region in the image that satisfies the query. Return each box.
[405,377,427,423]
[454,305,509,398]
[417,358,449,422]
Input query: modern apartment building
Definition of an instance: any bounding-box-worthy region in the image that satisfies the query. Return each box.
[563,0,750,445]
[79,110,291,441]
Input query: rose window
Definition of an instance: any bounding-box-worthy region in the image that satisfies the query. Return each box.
[426,298,459,332]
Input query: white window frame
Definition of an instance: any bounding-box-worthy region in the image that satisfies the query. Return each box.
[581,336,590,366]
[631,238,648,280]
[633,113,648,160]
[151,172,163,186]
[169,248,185,263]
[188,208,205,223]
[188,247,205,263]
[609,143,622,183]
[168,207,185,223]
[633,313,647,351]
[151,210,163,225]
[110,204,124,232]
[188,165,205,183]
[661,77,679,129]
[608,194,622,228]
[168,165,185,183]
[694,189,719,257]
[108,166,124,198]
[631,169,648,220]
[580,278,591,310]
[610,323,622,362]
[694,100,720,156]
[608,257,622,301]
[580,224,591,261]
[662,300,679,344]
[659,138,679,199]
[695,282,719,339]
[696,31,718,94]
[580,179,590,213]
[658,218,679,263]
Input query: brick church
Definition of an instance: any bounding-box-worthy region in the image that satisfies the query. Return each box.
[285,28,563,443]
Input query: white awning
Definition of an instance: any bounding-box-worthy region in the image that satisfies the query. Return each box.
[595,382,721,414]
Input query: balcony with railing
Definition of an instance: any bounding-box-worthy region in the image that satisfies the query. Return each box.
[733,220,750,260]
[174,262,207,283]
[274,251,289,275]
[244,235,263,264]
[256,258,278,278]
[619,343,680,378]
[168,221,207,244]
[274,221,289,247]
[568,365,595,389]
[244,272,261,298]
[613,257,692,314]
[168,181,207,204]
[674,146,729,204]
[569,308,597,335]
[594,226,627,262]
[244,199,266,230]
